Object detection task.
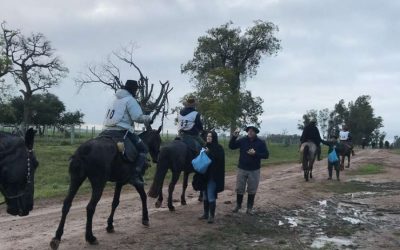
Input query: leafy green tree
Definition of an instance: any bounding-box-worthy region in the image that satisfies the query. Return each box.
[318,108,330,139]
[347,95,383,144]
[0,102,17,124]
[0,24,12,78]
[30,93,65,129]
[58,111,85,126]
[327,99,349,136]
[182,20,281,133]
[297,109,318,130]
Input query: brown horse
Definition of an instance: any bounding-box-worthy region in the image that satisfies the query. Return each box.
[300,141,317,181]
[337,142,352,170]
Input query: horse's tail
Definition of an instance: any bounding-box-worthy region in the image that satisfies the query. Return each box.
[302,144,310,169]
[69,143,91,179]
[148,147,170,198]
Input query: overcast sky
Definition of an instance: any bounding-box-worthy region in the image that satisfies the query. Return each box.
[1,0,399,139]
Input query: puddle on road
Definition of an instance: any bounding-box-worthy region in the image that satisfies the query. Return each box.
[311,235,353,249]
[275,186,400,249]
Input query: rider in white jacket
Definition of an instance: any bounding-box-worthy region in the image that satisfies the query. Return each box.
[103,80,151,186]
[339,125,355,156]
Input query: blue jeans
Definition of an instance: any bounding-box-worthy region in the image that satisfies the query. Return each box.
[203,179,217,202]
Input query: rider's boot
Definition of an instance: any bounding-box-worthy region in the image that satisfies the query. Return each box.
[130,153,146,186]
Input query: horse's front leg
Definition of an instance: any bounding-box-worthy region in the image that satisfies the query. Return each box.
[168,172,181,211]
[106,182,123,233]
[134,184,150,226]
[85,179,106,245]
[181,171,189,205]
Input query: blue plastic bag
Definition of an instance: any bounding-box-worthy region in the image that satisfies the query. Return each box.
[328,148,339,163]
[192,148,212,174]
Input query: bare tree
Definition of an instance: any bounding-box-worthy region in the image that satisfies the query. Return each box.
[1,22,68,129]
[76,43,173,129]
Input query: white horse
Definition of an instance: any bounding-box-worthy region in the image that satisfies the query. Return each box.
[300,141,317,181]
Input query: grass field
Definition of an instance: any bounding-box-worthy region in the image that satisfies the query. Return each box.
[347,163,385,175]
[1,136,300,203]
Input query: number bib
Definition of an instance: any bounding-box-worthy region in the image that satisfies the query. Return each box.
[178,111,198,131]
[103,97,130,127]
[339,131,349,141]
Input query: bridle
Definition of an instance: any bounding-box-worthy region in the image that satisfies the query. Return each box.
[0,148,34,201]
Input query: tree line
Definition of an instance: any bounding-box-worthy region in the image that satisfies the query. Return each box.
[298,95,385,146]
[0,92,84,135]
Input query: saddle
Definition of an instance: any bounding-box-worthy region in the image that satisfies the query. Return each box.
[179,134,201,154]
[98,130,138,163]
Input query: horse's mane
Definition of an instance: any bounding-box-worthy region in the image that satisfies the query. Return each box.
[0,132,24,157]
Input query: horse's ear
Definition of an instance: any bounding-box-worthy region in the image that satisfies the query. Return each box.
[25,128,36,150]
[157,125,162,134]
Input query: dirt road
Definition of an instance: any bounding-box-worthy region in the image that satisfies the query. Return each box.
[1,149,399,249]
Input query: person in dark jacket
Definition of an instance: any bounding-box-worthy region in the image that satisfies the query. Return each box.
[321,135,341,181]
[198,131,225,224]
[300,119,322,160]
[229,126,269,215]
[178,96,205,151]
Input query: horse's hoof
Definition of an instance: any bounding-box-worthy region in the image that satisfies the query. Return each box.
[155,201,162,208]
[346,166,350,168]
[106,226,115,233]
[181,200,187,206]
[50,238,60,250]
[86,236,99,245]
[168,206,175,212]
[142,219,150,227]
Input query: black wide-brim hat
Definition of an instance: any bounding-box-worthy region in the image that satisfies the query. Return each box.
[245,126,260,134]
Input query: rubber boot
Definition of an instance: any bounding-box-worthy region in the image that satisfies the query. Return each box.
[199,200,209,220]
[208,202,216,224]
[130,153,146,186]
[232,194,243,213]
[246,194,256,215]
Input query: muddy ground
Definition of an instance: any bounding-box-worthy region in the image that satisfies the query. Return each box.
[1,149,399,249]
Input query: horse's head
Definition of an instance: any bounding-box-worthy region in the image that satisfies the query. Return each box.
[0,128,38,216]
[139,126,162,164]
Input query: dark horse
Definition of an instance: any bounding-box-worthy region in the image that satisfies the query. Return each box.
[50,127,162,250]
[0,128,38,216]
[337,142,352,170]
[148,138,195,211]
[301,141,317,181]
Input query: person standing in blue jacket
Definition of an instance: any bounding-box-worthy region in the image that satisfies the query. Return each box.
[321,134,341,181]
[229,126,269,215]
